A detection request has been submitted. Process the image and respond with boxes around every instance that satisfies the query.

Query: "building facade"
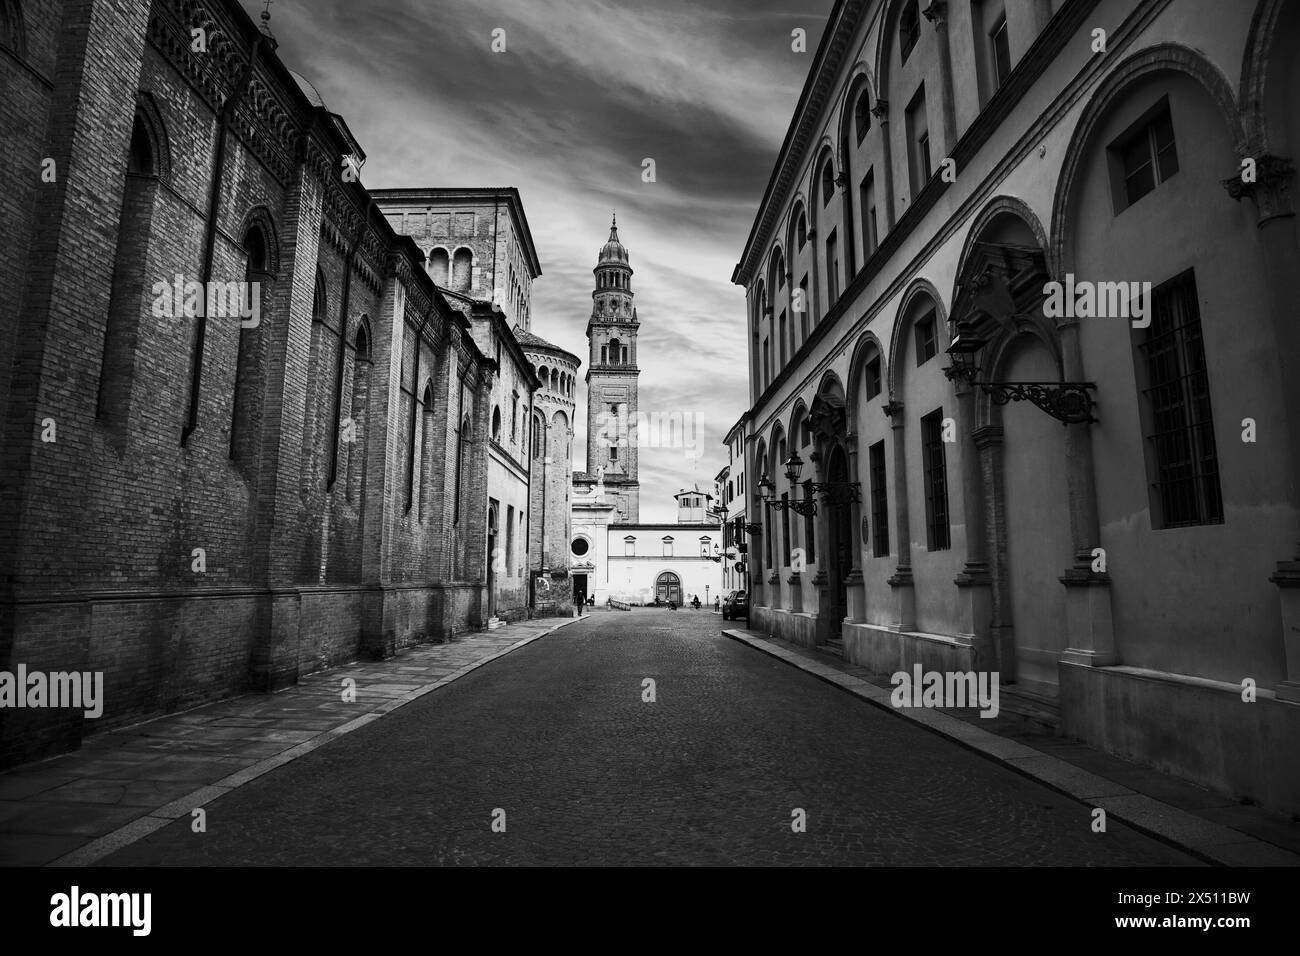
[571,484,723,606]
[734,0,1300,813]
[720,414,751,595]
[374,188,564,622]
[0,0,510,766]
[518,329,581,614]
[370,187,542,331]
[464,302,538,623]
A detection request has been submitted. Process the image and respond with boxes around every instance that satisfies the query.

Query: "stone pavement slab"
[722,626,1300,867]
[0,616,583,867]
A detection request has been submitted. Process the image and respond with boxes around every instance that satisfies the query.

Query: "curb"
[49,616,586,867]
[722,627,1300,868]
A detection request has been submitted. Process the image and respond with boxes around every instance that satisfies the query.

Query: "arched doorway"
[824,443,853,626]
[655,571,681,605]
[999,336,1071,693]
[486,504,498,618]
[951,200,1071,688]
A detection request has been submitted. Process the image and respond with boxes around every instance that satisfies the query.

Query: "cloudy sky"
[246,0,832,520]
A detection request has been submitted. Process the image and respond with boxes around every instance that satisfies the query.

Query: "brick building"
[370,187,542,332]
[372,188,578,620]
[0,0,515,765]
[734,0,1300,813]
[517,329,580,614]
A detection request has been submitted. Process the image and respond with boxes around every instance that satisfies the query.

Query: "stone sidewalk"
[723,626,1300,867]
[0,616,586,866]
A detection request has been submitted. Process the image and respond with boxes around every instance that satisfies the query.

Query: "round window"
[571,538,590,557]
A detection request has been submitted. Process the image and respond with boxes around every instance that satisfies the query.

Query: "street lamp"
[783,450,804,485]
[766,456,857,517]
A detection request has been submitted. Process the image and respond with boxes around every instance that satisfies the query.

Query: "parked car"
[721,590,748,621]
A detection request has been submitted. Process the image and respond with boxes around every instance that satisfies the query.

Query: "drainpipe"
[182,35,265,446]
[329,196,373,489]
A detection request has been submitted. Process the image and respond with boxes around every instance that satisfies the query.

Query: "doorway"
[824,444,851,626]
[573,574,588,607]
[486,503,498,618]
[655,571,682,605]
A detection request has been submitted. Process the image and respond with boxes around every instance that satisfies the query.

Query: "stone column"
[843,432,868,623]
[945,366,994,667]
[922,1,958,159]
[975,424,1014,675]
[1224,156,1300,701]
[883,400,915,631]
[871,100,896,230]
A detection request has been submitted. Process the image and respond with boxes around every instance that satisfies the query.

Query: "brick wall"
[0,0,498,767]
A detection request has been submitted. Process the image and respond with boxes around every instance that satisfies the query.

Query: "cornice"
[734,0,869,285]
[149,1,301,187]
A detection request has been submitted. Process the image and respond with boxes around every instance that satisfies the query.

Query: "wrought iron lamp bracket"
[808,480,862,506]
[979,381,1098,425]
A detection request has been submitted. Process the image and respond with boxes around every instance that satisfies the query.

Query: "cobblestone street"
[97,609,1198,866]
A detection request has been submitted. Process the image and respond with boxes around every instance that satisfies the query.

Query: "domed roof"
[598,214,629,265]
[513,326,582,365]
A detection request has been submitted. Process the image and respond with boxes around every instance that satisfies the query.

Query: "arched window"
[532,412,546,458]
[854,89,871,143]
[230,219,274,471]
[346,321,372,502]
[900,0,921,63]
[796,212,808,250]
[427,247,449,286]
[1,0,28,56]
[97,109,162,427]
[455,414,471,523]
[492,405,502,441]
[609,337,621,365]
[417,381,433,517]
[301,269,330,491]
[452,248,473,292]
[820,157,836,207]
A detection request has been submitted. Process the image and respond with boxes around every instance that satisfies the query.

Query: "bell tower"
[585,214,640,523]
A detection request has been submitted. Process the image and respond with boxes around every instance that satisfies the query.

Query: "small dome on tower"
[598,214,629,265]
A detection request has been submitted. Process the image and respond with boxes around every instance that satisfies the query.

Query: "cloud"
[246,0,830,518]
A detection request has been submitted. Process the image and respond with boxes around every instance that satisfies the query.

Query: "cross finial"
[260,0,273,29]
